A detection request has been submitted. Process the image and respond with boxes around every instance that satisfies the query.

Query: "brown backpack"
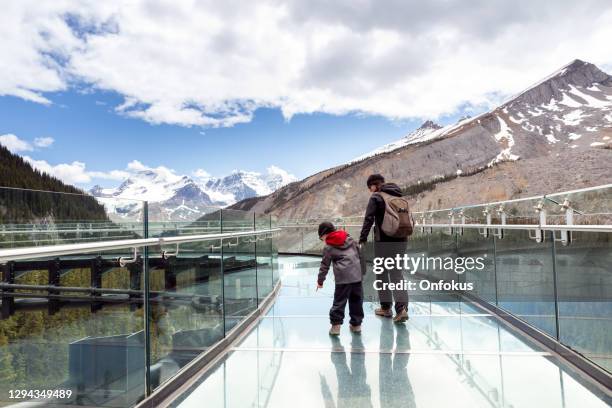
[376,192,413,237]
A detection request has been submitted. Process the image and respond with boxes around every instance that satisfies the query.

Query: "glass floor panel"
[172,256,611,408]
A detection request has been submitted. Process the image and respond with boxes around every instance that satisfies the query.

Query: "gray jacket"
[318,236,363,285]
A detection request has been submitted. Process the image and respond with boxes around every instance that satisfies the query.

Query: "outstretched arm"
[359,195,378,243]
[317,247,332,286]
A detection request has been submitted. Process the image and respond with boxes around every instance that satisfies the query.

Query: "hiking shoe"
[329,324,341,336]
[393,308,409,324]
[349,325,362,334]
[375,308,392,318]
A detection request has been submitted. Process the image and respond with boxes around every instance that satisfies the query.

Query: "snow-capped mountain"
[350,60,612,167]
[351,120,443,162]
[204,166,296,203]
[90,164,296,221]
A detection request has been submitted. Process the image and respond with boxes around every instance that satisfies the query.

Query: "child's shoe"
[349,325,362,334]
[329,324,341,336]
[375,307,392,318]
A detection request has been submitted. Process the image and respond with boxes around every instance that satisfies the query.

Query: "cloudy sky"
[1,0,611,187]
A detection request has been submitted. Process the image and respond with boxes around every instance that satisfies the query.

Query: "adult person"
[359,174,409,323]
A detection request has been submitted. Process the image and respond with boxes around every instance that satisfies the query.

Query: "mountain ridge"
[90,165,297,221]
[230,59,612,218]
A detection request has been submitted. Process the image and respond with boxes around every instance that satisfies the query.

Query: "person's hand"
[317,282,323,290]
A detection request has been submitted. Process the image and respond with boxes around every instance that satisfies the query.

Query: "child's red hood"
[325,230,348,246]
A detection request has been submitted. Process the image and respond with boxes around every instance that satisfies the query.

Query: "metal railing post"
[254,212,258,306]
[551,232,561,340]
[143,201,151,396]
[220,209,226,337]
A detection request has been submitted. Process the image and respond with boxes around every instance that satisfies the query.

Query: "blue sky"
[0,88,471,188]
[1,1,611,189]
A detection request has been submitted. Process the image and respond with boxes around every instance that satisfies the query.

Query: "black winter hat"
[367,174,385,187]
[318,222,336,237]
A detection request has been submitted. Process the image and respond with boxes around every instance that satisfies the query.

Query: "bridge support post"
[128,258,143,311]
[48,258,61,315]
[164,257,176,292]
[1,262,15,319]
[90,257,103,313]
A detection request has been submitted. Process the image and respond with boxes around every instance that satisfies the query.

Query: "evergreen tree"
[0,145,108,223]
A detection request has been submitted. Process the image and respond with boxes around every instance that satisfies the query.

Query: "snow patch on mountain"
[489,116,519,165]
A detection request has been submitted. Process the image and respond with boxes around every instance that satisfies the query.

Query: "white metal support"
[161,243,180,258]
[492,205,506,239]
[528,200,546,243]
[553,198,573,246]
[119,248,139,267]
[227,238,240,247]
[478,208,491,238]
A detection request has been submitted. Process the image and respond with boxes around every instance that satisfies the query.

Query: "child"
[317,222,365,335]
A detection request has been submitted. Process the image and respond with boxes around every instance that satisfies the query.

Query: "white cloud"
[21,156,128,185]
[2,1,612,126]
[126,160,147,171]
[34,137,55,148]
[23,156,91,184]
[0,134,33,152]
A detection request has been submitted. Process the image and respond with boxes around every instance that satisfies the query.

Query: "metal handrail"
[0,228,280,263]
[278,223,612,232]
[418,223,612,232]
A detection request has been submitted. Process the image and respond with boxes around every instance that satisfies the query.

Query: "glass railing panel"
[554,230,612,374]
[275,222,302,253]
[491,196,543,225]
[270,215,284,285]
[457,229,497,303]
[544,185,612,226]
[492,195,557,336]
[0,187,145,248]
[271,231,279,286]
[494,229,557,337]
[0,248,146,407]
[423,229,458,282]
[222,210,257,332]
[220,209,254,233]
[148,207,222,238]
[456,204,489,225]
[147,238,224,392]
[540,186,612,373]
[303,226,323,255]
[255,214,273,300]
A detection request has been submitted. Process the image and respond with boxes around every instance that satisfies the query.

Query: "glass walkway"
[168,256,610,408]
[0,184,611,407]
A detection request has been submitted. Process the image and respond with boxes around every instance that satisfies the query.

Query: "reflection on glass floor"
[171,256,610,408]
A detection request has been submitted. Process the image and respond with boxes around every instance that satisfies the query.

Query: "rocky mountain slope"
[91,166,296,221]
[230,59,612,219]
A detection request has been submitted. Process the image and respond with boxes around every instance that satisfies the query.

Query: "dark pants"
[375,241,408,313]
[330,282,364,326]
